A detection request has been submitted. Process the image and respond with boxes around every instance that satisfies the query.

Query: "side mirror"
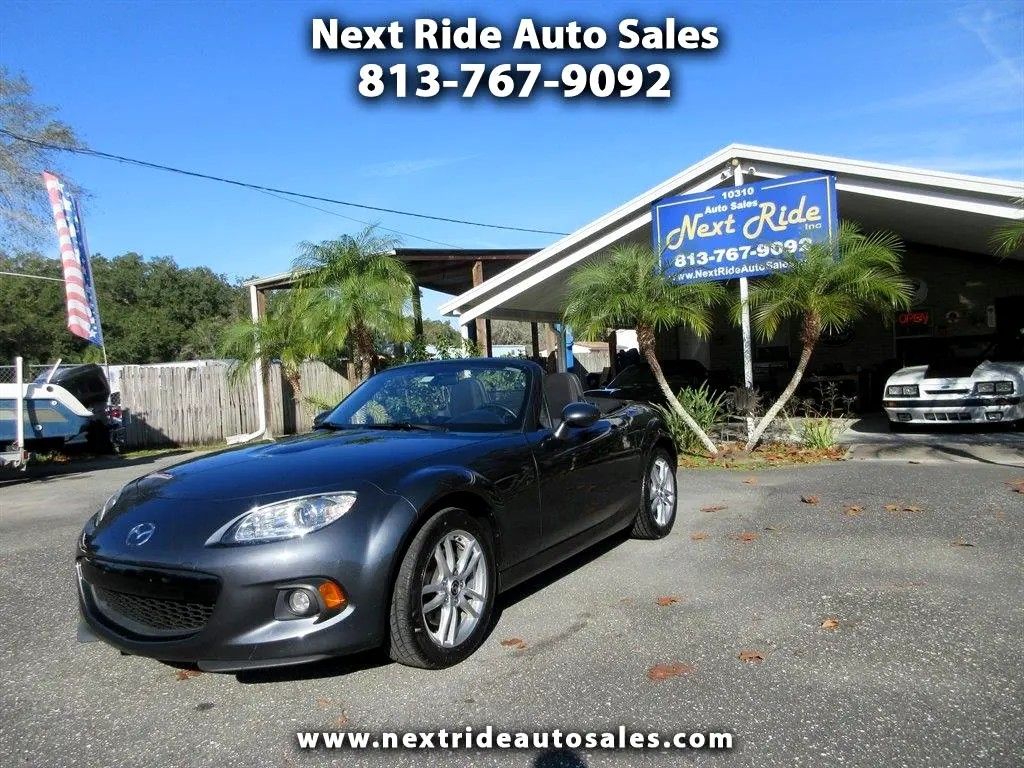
[554,401,600,439]
[312,411,331,427]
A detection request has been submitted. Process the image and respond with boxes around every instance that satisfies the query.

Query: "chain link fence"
[0,362,84,385]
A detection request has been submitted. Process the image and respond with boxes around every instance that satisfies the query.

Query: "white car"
[883,341,1024,430]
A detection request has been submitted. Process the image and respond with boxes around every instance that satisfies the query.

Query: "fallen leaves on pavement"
[647,662,696,681]
[500,638,527,650]
[737,650,764,664]
[1004,478,1024,494]
[884,503,925,513]
[730,531,760,543]
[690,531,708,541]
[174,669,202,681]
[700,504,728,513]
[743,477,759,485]
[655,596,681,606]
[843,504,863,516]
[950,538,976,548]
[801,494,821,505]
[820,618,840,630]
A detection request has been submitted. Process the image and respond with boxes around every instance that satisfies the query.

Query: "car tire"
[85,422,116,455]
[631,449,677,540]
[388,508,496,669]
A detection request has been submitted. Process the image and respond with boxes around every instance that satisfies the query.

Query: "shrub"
[656,383,727,454]
[800,417,840,449]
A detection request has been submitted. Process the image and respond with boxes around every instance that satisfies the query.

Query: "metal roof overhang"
[439,144,1024,326]
[243,248,538,296]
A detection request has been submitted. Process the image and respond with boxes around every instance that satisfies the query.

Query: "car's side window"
[537,392,553,430]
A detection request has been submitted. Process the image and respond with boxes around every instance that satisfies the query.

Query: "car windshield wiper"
[361,421,446,432]
[312,421,353,431]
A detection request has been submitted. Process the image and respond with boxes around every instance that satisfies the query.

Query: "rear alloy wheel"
[389,509,495,668]
[631,450,677,539]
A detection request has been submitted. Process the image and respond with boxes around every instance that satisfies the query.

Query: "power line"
[0,270,63,282]
[1,128,569,237]
[251,188,461,248]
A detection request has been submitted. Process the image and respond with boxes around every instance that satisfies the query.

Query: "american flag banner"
[43,172,105,346]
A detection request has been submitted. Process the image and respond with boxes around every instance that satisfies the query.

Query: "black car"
[585,359,711,410]
[77,359,678,671]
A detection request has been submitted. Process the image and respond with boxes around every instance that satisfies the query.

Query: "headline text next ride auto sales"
[312,18,719,52]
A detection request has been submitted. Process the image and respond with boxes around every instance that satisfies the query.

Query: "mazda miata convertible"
[76,359,678,671]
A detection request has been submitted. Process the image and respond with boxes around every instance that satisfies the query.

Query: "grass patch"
[678,441,846,470]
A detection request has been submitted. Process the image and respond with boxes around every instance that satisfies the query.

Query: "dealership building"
[435,145,1024,408]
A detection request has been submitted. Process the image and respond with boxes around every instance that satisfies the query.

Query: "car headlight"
[886,384,919,397]
[219,493,357,545]
[976,380,1014,395]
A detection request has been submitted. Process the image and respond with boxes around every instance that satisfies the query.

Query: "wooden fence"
[119,361,354,449]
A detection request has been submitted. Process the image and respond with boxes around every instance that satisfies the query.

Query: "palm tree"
[294,226,413,379]
[220,289,324,398]
[991,198,1024,257]
[738,221,911,450]
[564,242,727,456]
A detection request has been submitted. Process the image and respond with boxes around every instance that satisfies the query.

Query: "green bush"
[800,417,839,449]
[655,383,727,453]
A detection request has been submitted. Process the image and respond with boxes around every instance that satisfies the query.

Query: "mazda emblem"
[125,522,156,546]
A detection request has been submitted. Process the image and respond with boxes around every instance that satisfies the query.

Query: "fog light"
[287,589,313,615]
[318,580,347,611]
[897,412,912,422]
[986,412,1003,422]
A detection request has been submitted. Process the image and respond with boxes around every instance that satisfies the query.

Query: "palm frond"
[564,243,725,339]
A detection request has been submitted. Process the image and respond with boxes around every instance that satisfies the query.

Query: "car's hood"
[118,428,490,503]
[82,429,489,562]
[889,360,1024,384]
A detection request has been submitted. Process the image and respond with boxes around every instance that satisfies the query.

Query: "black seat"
[543,372,584,426]
[449,378,487,416]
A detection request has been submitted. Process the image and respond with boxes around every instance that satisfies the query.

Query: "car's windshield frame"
[321,359,540,434]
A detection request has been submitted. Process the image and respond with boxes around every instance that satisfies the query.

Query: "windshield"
[608,365,655,388]
[322,363,530,432]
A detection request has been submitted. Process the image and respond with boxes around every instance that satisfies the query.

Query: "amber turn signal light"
[318,580,347,611]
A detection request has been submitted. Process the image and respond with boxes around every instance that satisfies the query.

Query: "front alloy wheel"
[389,509,495,668]
[420,530,488,648]
[631,449,677,539]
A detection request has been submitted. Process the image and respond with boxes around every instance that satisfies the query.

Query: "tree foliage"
[739,221,911,449]
[991,197,1024,257]
[0,250,247,364]
[563,242,727,455]
[293,226,413,379]
[0,68,84,249]
[220,290,324,396]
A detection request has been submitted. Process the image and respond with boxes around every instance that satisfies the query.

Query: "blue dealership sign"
[652,172,838,285]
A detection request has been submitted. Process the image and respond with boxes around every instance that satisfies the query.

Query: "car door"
[526,403,638,546]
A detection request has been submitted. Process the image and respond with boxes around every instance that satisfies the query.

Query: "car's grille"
[93,586,214,632]
[923,412,972,421]
[924,388,969,395]
[79,557,220,638]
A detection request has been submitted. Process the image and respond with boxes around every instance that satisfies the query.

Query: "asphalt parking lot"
[1,454,1021,767]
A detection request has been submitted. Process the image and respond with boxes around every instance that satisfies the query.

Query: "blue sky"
[3,0,1022,322]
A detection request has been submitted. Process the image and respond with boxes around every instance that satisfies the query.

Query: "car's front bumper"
[76,489,417,672]
[883,395,1023,425]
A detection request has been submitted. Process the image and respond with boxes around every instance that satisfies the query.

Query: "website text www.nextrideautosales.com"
[296,726,734,751]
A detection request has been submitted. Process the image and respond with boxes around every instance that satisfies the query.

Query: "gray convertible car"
[77,359,678,671]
